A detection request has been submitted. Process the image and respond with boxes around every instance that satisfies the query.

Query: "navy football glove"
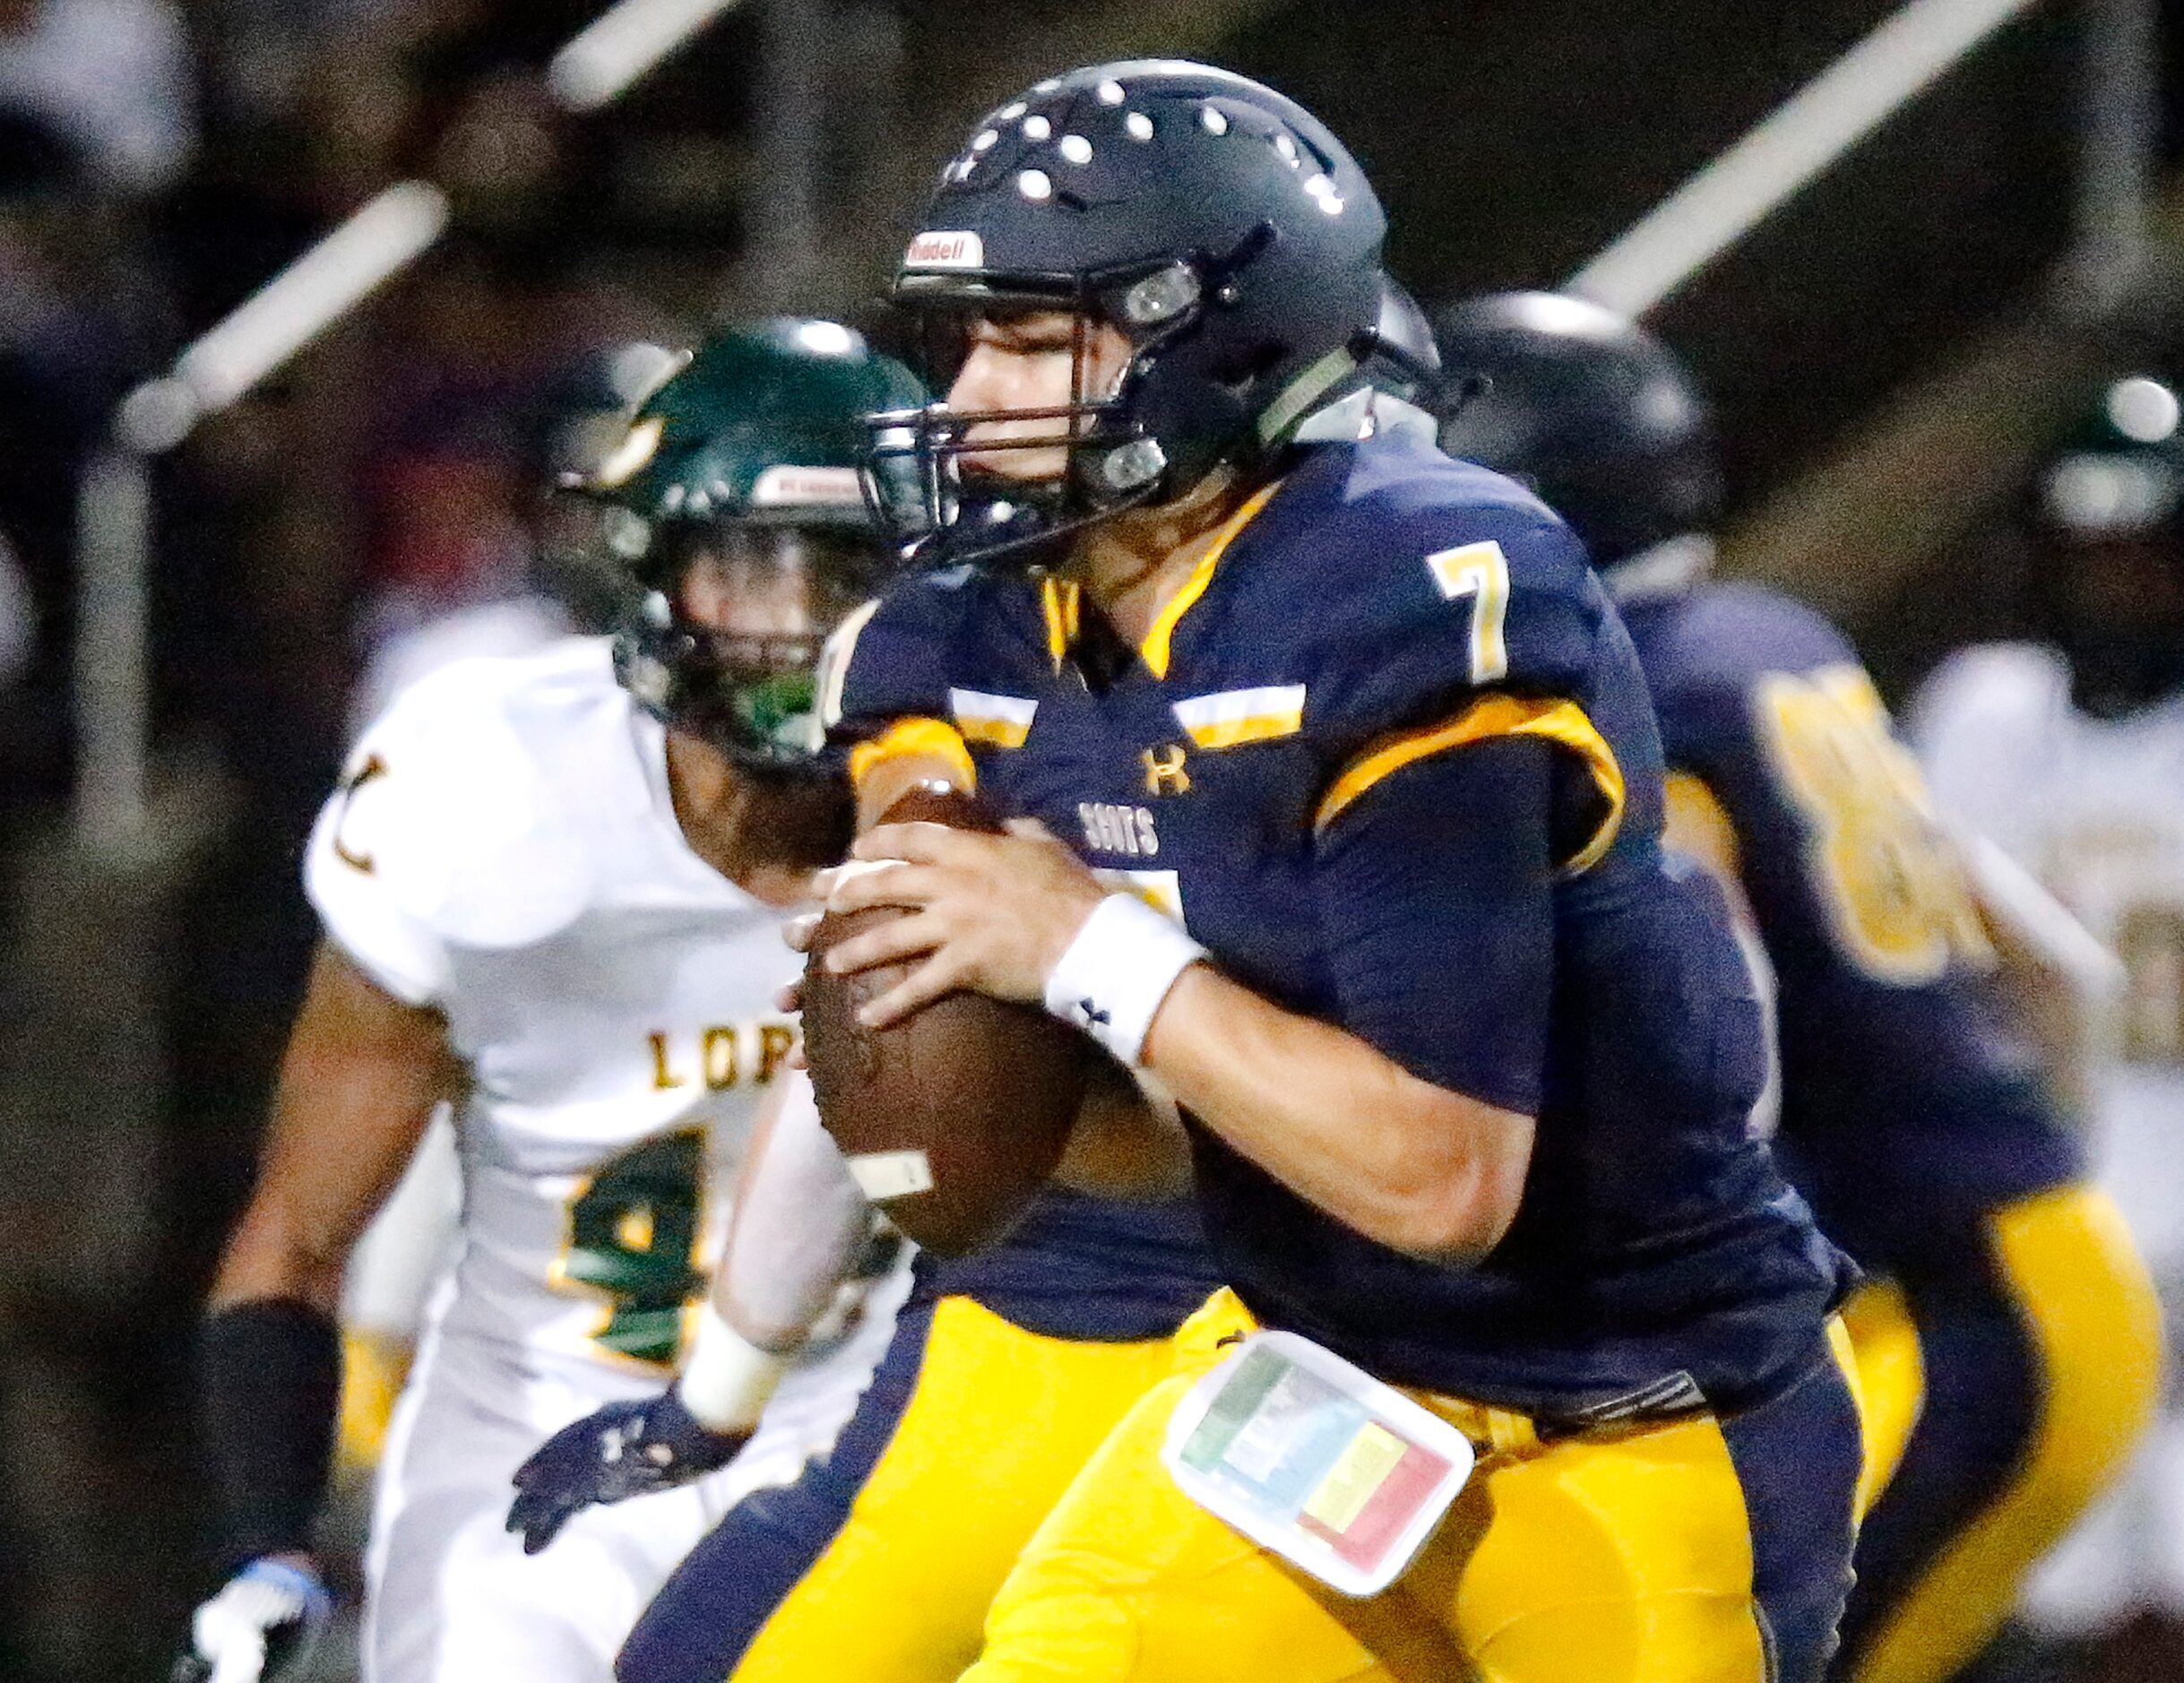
[173,1556,332,1683]
[506,1389,747,1554]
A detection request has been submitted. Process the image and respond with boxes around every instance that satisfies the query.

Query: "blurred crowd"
[0,3,772,1675]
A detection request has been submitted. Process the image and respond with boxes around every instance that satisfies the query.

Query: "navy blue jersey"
[1617,582,2079,1273]
[834,432,1848,1416]
[911,1189,1222,1341]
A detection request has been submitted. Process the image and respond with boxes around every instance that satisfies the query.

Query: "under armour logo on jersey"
[1143,745,1191,795]
[1074,998,1112,1029]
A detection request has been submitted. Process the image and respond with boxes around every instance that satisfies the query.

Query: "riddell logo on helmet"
[905,230,984,269]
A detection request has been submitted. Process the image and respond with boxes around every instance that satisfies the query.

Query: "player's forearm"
[211,1193,354,1316]
[1961,830,2123,1120]
[213,945,453,1314]
[1143,966,1532,1263]
[211,1094,438,1314]
[678,1071,872,1436]
[1055,1060,1195,1200]
[711,1069,871,1348]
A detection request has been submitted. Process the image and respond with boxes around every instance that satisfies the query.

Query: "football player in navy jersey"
[800,59,1863,1683]
[1431,291,2162,1683]
[509,293,1442,1683]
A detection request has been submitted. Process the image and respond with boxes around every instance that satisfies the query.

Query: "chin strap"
[1255,344,1363,448]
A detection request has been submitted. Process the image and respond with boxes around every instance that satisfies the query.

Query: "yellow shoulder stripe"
[1040,576,1082,669]
[1172,684,1307,749]
[948,687,1038,748]
[1314,694,1627,872]
[1139,480,1282,679]
[847,716,975,791]
[1662,771,1742,884]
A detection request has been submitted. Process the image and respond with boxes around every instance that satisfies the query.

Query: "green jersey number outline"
[550,1128,707,1369]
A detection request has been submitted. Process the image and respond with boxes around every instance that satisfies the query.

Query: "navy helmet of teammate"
[1436,289,1722,569]
[1433,290,2161,1683]
[2027,371,2184,719]
[769,61,1869,1683]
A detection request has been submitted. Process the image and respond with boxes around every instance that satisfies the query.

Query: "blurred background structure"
[3,0,2183,1679]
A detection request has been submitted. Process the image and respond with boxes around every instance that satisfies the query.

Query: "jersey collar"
[1033,476,1286,680]
[1138,479,1284,679]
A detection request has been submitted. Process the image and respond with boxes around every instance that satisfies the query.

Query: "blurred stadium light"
[550,0,749,111]
[1710,0,2170,621]
[1566,0,2049,316]
[73,0,753,856]
[1563,0,2167,626]
[121,182,453,454]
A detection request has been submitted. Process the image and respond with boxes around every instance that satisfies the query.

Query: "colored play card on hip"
[1161,1330,1475,1597]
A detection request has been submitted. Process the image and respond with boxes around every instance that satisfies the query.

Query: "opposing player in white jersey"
[1913,372,2184,1669]
[176,320,929,1683]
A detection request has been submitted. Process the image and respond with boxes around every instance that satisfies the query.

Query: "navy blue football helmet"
[866,59,1393,566]
[1430,291,1722,567]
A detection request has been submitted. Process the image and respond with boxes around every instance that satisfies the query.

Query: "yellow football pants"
[962,1289,1869,1683]
[1838,1184,2162,1683]
[720,1295,1179,1682]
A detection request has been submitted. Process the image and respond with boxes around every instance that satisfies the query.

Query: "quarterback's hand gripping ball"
[173,1556,332,1683]
[800,782,1090,1256]
[505,1390,747,1555]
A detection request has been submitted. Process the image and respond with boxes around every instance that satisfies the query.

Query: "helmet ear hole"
[1212,339,1290,393]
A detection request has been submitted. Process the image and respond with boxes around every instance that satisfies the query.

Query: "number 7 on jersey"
[1425,541,1511,684]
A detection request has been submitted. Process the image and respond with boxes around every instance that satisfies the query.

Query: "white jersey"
[307,635,815,1381]
[1913,644,2184,1219]
[1912,641,2184,1625]
[305,637,905,1681]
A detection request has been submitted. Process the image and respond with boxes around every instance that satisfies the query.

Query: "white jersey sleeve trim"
[304,760,453,1006]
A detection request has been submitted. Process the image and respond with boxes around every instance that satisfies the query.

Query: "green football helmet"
[577,319,926,771]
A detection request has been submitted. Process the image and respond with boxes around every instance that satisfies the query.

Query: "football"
[801,782,1090,1256]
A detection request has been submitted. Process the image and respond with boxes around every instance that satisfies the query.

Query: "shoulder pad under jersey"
[822,566,999,740]
[1285,444,1611,761]
[305,641,621,997]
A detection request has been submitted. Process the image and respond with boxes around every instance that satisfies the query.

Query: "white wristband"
[1044,893,1207,1066]
[676,1303,792,1433]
